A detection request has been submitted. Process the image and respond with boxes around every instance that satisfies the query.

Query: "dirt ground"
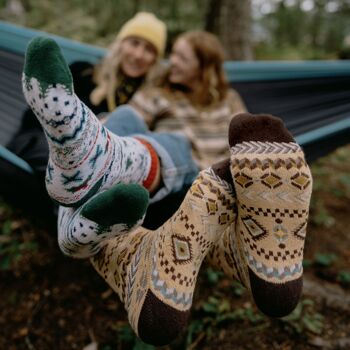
[1,145,350,350]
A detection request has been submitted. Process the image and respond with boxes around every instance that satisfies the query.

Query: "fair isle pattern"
[231,156,307,171]
[230,140,312,284]
[240,204,308,219]
[148,167,236,310]
[22,75,151,206]
[246,252,303,280]
[151,244,194,307]
[228,224,251,289]
[242,232,305,261]
[57,203,146,259]
[90,167,236,337]
[206,226,246,287]
[90,229,148,304]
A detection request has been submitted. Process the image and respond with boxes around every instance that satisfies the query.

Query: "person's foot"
[22,37,158,207]
[228,113,312,317]
[91,162,236,345]
[58,183,149,258]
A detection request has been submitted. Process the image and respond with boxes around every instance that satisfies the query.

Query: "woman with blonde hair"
[77,11,166,113]
[6,12,166,211]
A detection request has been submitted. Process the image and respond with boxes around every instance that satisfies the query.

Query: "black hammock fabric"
[233,76,350,162]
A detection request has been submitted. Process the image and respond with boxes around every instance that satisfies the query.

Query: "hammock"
[0,21,349,224]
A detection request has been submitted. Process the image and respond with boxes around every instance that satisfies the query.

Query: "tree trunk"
[205,0,222,34]
[205,0,253,60]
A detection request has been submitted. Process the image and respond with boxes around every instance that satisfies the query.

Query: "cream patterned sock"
[90,165,236,345]
[22,37,155,207]
[226,113,313,317]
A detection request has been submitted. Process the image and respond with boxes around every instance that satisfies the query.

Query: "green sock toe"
[81,183,149,228]
[24,36,72,93]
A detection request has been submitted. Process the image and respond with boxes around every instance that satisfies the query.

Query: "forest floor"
[1,145,350,350]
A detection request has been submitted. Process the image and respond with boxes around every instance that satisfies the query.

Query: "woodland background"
[1,0,350,349]
[1,0,350,60]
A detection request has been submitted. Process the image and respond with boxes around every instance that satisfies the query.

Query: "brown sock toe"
[138,289,190,346]
[249,269,303,318]
[211,158,234,188]
[228,113,295,147]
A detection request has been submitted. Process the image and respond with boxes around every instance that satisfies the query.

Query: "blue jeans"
[104,105,199,203]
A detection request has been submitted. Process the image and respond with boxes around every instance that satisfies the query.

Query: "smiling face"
[169,38,200,89]
[119,36,157,78]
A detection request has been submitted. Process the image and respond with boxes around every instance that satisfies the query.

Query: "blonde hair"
[90,12,166,112]
[90,39,123,112]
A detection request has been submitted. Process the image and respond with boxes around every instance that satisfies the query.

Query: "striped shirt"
[130,87,247,169]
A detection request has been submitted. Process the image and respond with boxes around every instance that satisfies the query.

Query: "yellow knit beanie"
[117,12,166,57]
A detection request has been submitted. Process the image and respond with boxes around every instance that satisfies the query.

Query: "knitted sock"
[22,37,158,207]
[227,113,312,317]
[91,164,236,346]
[58,183,149,258]
[205,159,250,286]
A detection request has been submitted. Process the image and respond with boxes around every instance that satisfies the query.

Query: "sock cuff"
[135,137,160,190]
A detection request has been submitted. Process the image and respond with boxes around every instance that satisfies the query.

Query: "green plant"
[205,267,224,285]
[114,322,155,350]
[231,280,245,297]
[0,219,38,270]
[314,252,337,267]
[185,295,265,348]
[281,299,324,335]
[337,270,350,286]
[302,259,312,268]
[311,206,335,228]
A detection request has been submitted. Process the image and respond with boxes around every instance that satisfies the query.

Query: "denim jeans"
[104,105,199,203]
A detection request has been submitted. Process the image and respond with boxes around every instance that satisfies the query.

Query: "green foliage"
[0,0,209,48]
[314,252,338,267]
[205,266,224,285]
[337,270,350,286]
[185,295,265,348]
[302,258,312,268]
[231,280,245,297]
[0,200,38,270]
[114,322,155,350]
[1,0,349,59]
[257,0,349,59]
[281,299,324,335]
[311,205,335,228]
[0,222,38,270]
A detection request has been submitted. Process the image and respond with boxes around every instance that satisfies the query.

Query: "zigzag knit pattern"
[205,113,313,318]
[90,167,236,346]
[230,137,312,317]
[230,141,312,283]
[22,37,152,207]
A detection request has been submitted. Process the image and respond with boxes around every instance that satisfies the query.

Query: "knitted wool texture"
[117,12,166,57]
[58,183,149,258]
[22,37,157,207]
[207,113,313,317]
[90,166,236,346]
